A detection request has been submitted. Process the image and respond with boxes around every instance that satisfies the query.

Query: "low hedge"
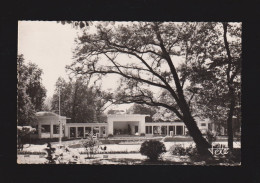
[17,151,46,155]
[79,150,139,154]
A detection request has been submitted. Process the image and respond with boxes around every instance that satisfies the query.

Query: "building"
[34,112,211,139]
[33,111,67,139]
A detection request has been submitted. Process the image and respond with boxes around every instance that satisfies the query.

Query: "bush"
[170,144,198,156]
[81,138,100,158]
[140,140,166,161]
[170,144,187,156]
[108,134,113,138]
[140,133,145,136]
[44,142,57,164]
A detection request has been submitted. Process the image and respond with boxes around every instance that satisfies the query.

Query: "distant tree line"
[51,77,112,123]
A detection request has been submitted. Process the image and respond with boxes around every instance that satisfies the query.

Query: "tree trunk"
[182,111,212,157]
[227,87,235,149]
[177,88,212,157]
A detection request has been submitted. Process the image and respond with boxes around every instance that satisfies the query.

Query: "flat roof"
[66,123,108,127]
[107,114,150,117]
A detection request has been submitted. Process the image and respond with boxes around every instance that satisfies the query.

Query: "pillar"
[183,125,185,135]
[65,125,68,137]
[98,126,101,137]
[152,126,153,135]
[159,125,162,135]
[50,124,53,138]
[167,126,169,136]
[68,127,70,139]
[91,126,93,135]
[83,127,86,138]
[75,127,78,138]
[174,125,177,135]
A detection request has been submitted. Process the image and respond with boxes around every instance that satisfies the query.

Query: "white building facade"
[34,112,211,139]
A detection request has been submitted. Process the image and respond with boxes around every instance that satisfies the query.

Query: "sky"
[18,21,77,97]
[18,21,131,111]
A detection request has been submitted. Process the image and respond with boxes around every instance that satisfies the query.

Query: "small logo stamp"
[208,145,229,156]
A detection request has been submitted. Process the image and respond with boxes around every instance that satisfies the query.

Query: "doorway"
[135,126,139,133]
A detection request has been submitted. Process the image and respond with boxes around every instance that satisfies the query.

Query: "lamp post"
[59,87,62,145]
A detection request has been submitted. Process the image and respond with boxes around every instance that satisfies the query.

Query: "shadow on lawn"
[92,158,193,165]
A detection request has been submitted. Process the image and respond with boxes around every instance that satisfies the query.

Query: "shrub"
[44,142,57,164]
[140,140,166,161]
[108,134,113,137]
[170,144,187,156]
[170,144,198,156]
[81,138,100,158]
[140,133,145,136]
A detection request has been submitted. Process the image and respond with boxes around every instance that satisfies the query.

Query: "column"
[83,127,86,138]
[75,127,78,138]
[174,125,177,135]
[167,126,169,136]
[159,125,162,135]
[152,126,153,135]
[65,125,68,137]
[183,125,185,135]
[98,126,101,137]
[91,126,93,135]
[50,124,53,138]
[68,127,70,139]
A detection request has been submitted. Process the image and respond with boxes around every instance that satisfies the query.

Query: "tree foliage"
[57,21,91,29]
[17,54,46,126]
[51,77,112,123]
[140,140,166,161]
[126,103,157,116]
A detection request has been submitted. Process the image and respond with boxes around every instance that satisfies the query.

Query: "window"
[53,125,59,134]
[176,126,183,135]
[135,126,138,133]
[201,123,206,126]
[41,125,50,133]
[146,126,152,134]
[161,126,167,135]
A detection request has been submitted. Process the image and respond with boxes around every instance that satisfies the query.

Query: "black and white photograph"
[17,21,241,165]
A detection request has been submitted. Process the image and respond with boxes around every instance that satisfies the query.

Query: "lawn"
[17,138,241,165]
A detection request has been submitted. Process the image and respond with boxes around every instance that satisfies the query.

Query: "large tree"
[67,22,215,156]
[17,54,46,125]
[51,77,111,123]
[221,22,241,149]
[17,55,36,126]
[179,22,241,149]
[25,63,47,111]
